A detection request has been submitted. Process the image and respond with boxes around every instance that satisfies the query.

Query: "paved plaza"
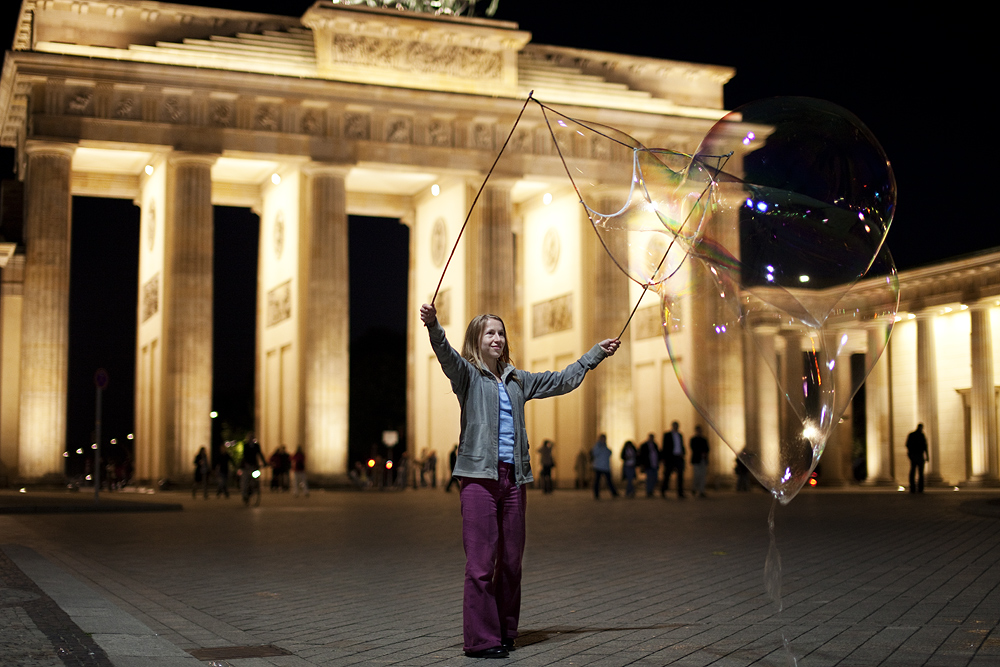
[2,484,1000,666]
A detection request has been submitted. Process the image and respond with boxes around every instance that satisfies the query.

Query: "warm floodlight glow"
[210,411,218,418]
[431,184,440,196]
[271,173,281,185]
[144,164,154,175]
[542,192,553,205]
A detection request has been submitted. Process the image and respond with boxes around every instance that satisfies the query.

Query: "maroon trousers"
[459,462,526,652]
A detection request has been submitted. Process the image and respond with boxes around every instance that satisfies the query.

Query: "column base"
[960,476,1000,488]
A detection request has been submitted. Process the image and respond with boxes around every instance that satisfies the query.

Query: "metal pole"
[94,385,102,501]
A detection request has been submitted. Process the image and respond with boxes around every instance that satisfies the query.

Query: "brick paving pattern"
[0,545,113,666]
[1,487,1000,666]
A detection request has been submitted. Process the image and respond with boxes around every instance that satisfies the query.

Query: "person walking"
[638,433,659,498]
[906,423,929,493]
[291,446,309,497]
[662,421,686,499]
[689,425,709,498]
[620,440,637,498]
[539,440,555,494]
[420,302,618,658]
[591,434,618,499]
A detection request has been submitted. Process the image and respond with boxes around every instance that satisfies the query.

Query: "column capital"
[966,300,994,313]
[302,162,350,178]
[24,141,75,159]
[167,153,217,169]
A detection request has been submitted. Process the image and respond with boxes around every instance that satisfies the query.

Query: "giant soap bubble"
[542,97,898,504]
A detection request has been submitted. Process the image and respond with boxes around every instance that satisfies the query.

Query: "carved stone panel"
[141,273,159,323]
[267,280,292,327]
[532,294,573,337]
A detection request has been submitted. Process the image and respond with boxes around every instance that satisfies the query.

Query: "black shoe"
[501,637,515,651]
[465,646,508,658]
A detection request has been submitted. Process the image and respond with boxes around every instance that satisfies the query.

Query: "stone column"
[758,330,781,479]
[300,165,349,478]
[779,330,803,453]
[18,143,74,480]
[592,196,633,460]
[822,349,853,485]
[865,326,895,484]
[1,253,25,483]
[164,154,214,479]
[465,183,514,320]
[968,303,998,483]
[915,311,943,483]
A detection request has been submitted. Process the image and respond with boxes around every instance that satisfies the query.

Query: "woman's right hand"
[420,303,437,326]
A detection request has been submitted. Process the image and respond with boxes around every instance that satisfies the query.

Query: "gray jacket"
[427,320,607,486]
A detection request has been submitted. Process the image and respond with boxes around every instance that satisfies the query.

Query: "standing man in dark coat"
[637,433,659,498]
[906,423,929,493]
[662,421,686,498]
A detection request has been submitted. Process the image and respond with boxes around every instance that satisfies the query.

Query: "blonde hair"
[462,314,512,375]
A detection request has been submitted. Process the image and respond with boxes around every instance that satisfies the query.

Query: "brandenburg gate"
[4,0,997,491]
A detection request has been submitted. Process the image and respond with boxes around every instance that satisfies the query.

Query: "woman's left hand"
[599,338,621,356]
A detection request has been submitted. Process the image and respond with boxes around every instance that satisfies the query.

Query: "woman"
[420,302,619,658]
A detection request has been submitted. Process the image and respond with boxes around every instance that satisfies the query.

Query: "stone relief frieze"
[387,117,412,143]
[435,288,451,327]
[430,217,448,268]
[145,200,156,251]
[634,302,680,340]
[473,124,494,151]
[267,280,292,327]
[541,227,560,274]
[532,294,572,337]
[162,97,186,123]
[141,273,159,323]
[344,112,370,140]
[300,110,322,135]
[67,91,92,114]
[330,35,502,80]
[114,97,137,119]
[428,119,452,147]
[273,211,285,259]
[255,105,279,131]
[210,103,233,127]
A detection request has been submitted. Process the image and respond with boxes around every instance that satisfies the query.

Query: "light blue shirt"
[498,380,515,463]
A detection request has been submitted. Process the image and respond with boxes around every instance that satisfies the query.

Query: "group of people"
[589,423,709,499]
[192,439,308,500]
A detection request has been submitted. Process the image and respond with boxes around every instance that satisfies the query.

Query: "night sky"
[0,2,985,464]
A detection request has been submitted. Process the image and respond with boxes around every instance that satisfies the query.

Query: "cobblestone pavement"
[2,486,1000,666]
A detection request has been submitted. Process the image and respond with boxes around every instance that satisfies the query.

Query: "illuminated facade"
[0,0,998,489]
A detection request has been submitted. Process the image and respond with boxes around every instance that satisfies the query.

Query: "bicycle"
[240,466,262,507]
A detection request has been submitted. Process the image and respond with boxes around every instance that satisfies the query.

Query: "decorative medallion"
[542,227,560,274]
[273,212,285,260]
[430,217,448,268]
[146,200,156,252]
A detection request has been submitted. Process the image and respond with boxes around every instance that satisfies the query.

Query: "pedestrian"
[638,433,659,497]
[906,423,929,493]
[689,425,709,498]
[539,440,555,494]
[591,434,618,499]
[291,446,309,497]
[662,421,686,498]
[620,439,637,498]
[192,446,209,499]
[420,302,619,658]
[216,444,231,498]
[735,455,750,492]
[446,445,460,492]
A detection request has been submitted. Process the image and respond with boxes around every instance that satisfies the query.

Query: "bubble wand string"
[430,91,534,306]
[535,99,730,339]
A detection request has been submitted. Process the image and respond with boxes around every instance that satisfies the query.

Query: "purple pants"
[459,462,526,652]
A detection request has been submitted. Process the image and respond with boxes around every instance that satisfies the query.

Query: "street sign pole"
[94,369,109,502]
